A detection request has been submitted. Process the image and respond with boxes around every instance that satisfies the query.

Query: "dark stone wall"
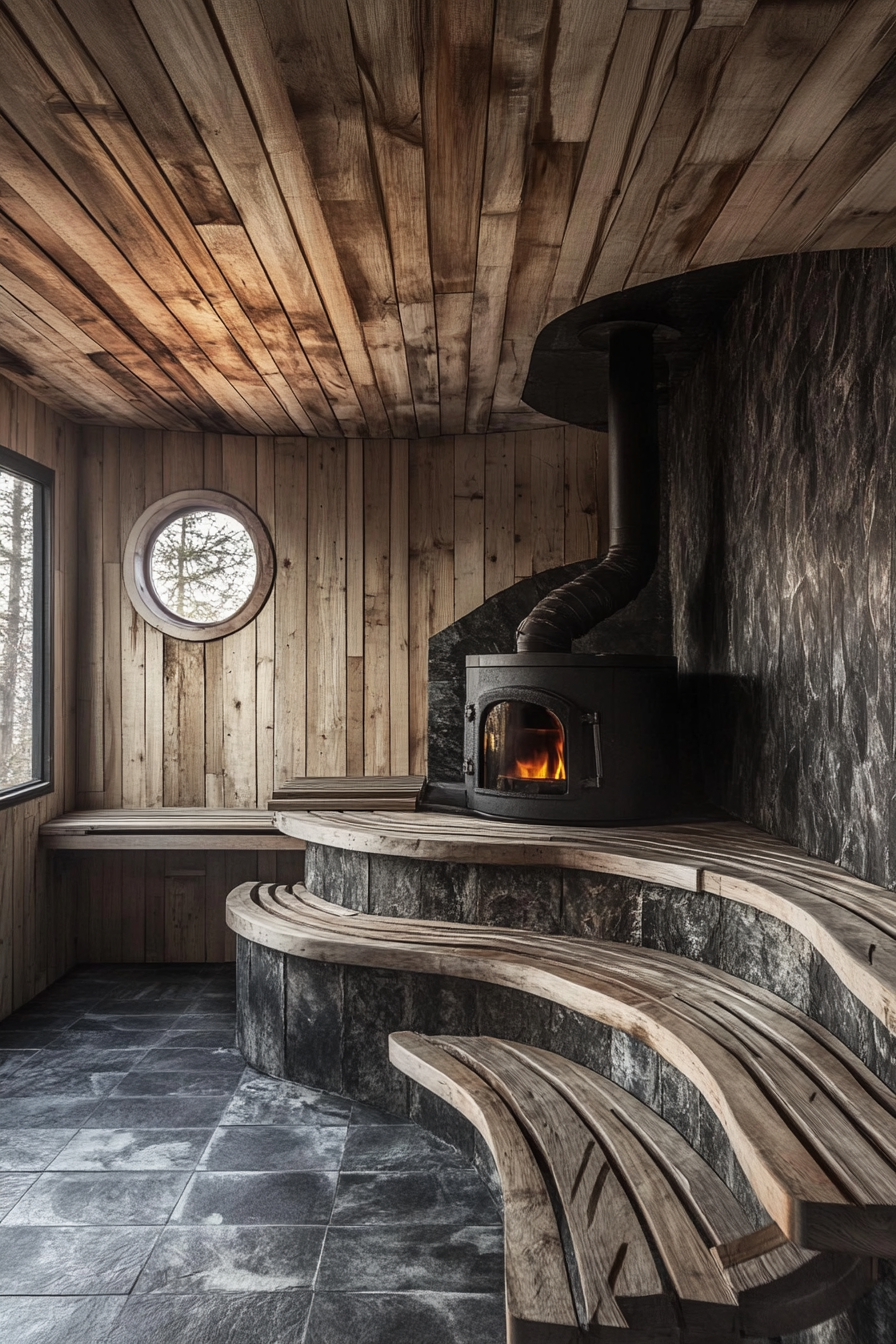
[668,248,896,889]
[305,844,896,1093]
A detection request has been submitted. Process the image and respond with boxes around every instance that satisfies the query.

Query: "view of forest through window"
[0,466,35,792]
[149,508,257,624]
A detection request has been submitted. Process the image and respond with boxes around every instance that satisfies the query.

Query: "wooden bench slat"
[390,1031,875,1342]
[386,1031,578,1334]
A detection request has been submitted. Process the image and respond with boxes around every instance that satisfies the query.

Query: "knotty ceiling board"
[0,0,893,436]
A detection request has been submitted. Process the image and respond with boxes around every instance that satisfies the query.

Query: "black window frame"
[0,443,54,810]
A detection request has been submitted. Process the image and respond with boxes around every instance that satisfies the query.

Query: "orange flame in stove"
[508,728,566,781]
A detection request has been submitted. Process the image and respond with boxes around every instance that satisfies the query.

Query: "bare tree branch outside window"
[149,509,257,623]
[0,468,35,790]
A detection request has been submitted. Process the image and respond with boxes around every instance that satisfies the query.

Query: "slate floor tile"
[349,1100,410,1125]
[108,1071,240,1099]
[172,1013,237,1029]
[93,1002,192,1017]
[198,1124,346,1172]
[304,1291,506,1344]
[3,1171,190,1225]
[91,1094,231,1129]
[102,1291,312,1343]
[221,1071,352,1126]
[81,1013,184,1030]
[0,1295,125,1343]
[0,1030,63,1049]
[0,1098,101,1128]
[0,1047,37,1076]
[48,1128,213,1171]
[47,1029,168,1050]
[0,1129,78,1171]
[332,1170,502,1226]
[160,1028,237,1048]
[0,1225,160,1293]
[342,1124,469,1172]
[134,1224,326,1293]
[171,1171,337,1225]
[134,1047,245,1073]
[0,1171,38,1216]
[316,1225,504,1293]
[0,1062,133,1098]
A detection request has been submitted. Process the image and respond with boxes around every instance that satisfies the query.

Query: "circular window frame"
[123,489,275,641]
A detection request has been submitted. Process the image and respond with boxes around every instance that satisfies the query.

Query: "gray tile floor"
[0,964,505,1342]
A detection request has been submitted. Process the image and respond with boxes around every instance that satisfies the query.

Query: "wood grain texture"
[0,4,893,433]
[232,878,896,1256]
[393,1031,871,1339]
[73,423,606,800]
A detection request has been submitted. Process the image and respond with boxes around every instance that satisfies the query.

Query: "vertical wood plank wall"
[78,425,604,805]
[0,375,79,1015]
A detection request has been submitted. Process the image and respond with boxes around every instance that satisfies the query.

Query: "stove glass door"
[480,701,567,794]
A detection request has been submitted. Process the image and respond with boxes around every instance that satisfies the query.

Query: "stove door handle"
[583,713,603,786]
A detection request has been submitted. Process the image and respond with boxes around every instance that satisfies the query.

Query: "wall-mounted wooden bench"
[227,880,896,1257]
[391,1031,873,1342]
[39,808,307,851]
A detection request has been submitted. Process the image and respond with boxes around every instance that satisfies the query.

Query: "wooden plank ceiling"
[0,0,894,437]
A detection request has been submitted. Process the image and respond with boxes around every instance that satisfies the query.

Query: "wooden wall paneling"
[222,434,258,807]
[363,439,391,775]
[563,426,600,563]
[408,439,454,773]
[76,425,104,805]
[102,427,122,807]
[530,427,565,575]
[255,435,276,805]
[120,850,146,962]
[584,22,739,301]
[252,0,415,437]
[692,0,896,267]
[0,0,296,434]
[346,439,365,776]
[204,850,228,961]
[306,440,347,776]
[273,437,307,787]
[465,0,553,434]
[630,2,851,288]
[144,851,165,962]
[484,432,515,598]
[454,435,485,619]
[348,0,441,438]
[101,850,123,963]
[119,430,147,808]
[131,0,366,436]
[164,850,206,962]
[389,439,410,776]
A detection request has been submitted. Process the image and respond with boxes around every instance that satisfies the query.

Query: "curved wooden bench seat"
[275,811,896,1034]
[227,880,896,1257]
[390,1031,873,1342]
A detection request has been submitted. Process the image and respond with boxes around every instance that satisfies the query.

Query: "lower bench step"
[390,1032,874,1342]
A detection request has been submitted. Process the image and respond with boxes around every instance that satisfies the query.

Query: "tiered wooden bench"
[274,810,896,1032]
[391,1031,873,1342]
[227,881,896,1257]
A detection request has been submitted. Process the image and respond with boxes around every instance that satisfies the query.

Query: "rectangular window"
[0,445,53,807]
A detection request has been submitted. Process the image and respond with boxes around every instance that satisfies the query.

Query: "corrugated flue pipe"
[515,324,659,652]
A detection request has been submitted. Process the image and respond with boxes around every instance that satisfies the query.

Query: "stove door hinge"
[464,702,476,722]
[463,757,475,776]
[582,712,603,787]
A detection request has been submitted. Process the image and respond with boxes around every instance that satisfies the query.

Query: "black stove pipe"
[515,324,659,653]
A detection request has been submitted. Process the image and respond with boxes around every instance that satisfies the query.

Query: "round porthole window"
[123,490,274,640]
